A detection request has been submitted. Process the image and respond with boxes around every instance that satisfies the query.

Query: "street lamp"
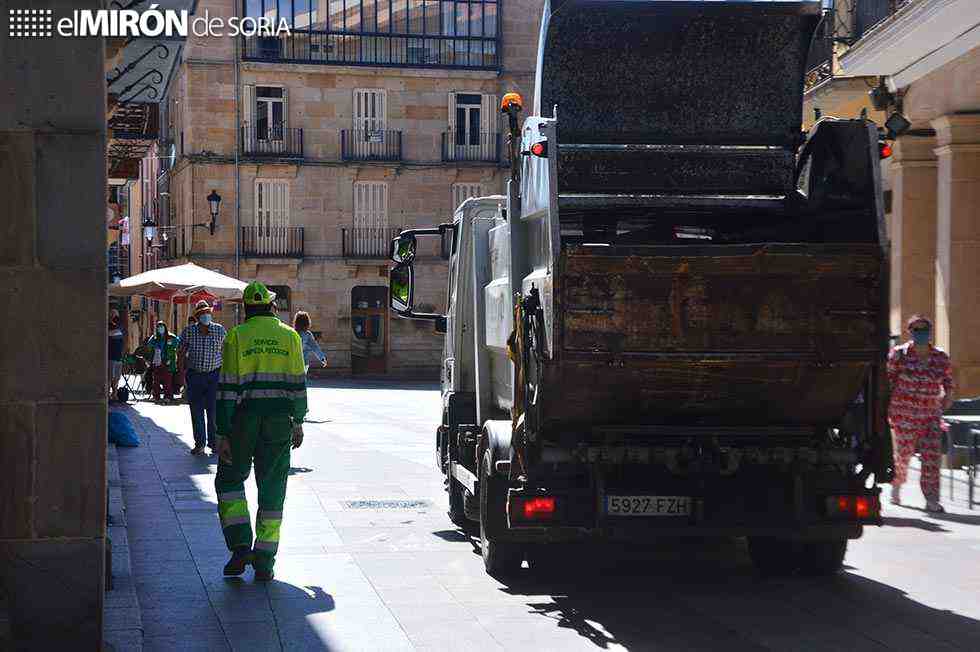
[195,189,222,236]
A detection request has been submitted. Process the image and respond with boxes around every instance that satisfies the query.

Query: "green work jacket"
[216,315,307,438]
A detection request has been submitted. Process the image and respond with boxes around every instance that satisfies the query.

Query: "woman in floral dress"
[887,315,955,512]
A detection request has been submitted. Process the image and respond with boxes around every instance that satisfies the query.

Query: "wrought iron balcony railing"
[341,129,403,162]
[241,125,304,158]
[108,245,131,282]
[342,227,401,259]
[157,225,189,260]
[441,131,502,163]
[242,31,499,70]
[241,225,305,258]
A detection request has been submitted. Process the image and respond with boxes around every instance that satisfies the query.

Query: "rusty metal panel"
[537,0,821,147]
[542,243,884,428]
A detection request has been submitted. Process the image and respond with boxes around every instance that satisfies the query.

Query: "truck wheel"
[747,537,799,576]
[798,538,847,576]
[447,475,468,528]
[479,451,523,577]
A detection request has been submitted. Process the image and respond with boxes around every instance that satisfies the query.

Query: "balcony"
[241,125,304,158]
[442,131,502,163]
[108,245,130,282]
[242,31,499,70]
[342,227,401,259]
[242,225,305,258]
[157,225,190,260]
[341,129,403,162]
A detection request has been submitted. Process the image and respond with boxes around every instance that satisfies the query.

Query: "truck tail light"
[826,494,879,521]
[523,496,556,519]
[509,495,558,522]
[530,141,548,158]
[879,142,893,159]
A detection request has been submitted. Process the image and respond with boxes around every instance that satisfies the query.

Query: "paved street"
[110,380,980,651]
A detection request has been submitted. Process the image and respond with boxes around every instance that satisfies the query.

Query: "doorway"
[351,286,387,375]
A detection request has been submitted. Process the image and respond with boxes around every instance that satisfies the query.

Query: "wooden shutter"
[255,180,289,255]
[448,92,457,142]
[452,183,484,213]
[481,94,496,158]
[353,182,388,256]
[243,84,255,127]
[281,86,288,130]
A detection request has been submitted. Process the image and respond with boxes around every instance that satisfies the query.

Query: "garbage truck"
[388,0,894,577]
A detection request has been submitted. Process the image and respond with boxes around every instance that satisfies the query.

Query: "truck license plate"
[606,496,692,516]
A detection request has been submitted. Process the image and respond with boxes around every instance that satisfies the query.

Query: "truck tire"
[479,451,523,577]
[447,475,468,528]
[798,538,847,576]
[747,537,800,576]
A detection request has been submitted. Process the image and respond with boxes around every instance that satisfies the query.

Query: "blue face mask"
[911,329,931,345]
[199,314,212,326]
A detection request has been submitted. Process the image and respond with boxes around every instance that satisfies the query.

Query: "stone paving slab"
[112,381,980,651]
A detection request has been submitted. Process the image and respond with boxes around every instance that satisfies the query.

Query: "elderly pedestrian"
[887,314,955,512]
[293,311,326,374]
[147,320,180,403]
[180,300,227,455]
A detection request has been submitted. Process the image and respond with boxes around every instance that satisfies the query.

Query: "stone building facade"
[139,0,545,377]
[838,0,980,394]
[1,0,108,647]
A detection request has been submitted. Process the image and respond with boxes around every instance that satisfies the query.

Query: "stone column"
[932,114,980,395]
[887,135,938,336]
[0,1,107,648]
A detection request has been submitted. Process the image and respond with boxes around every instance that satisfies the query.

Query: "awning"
[108,262,271,304]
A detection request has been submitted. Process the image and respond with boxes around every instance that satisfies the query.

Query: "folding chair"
[119,352,151,402]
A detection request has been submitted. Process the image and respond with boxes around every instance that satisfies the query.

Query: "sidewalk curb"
[103,420,144,651]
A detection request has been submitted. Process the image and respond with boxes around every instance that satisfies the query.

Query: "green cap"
[243,281,273,306]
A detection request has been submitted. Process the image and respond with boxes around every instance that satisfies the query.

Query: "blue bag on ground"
[108,411,140,447]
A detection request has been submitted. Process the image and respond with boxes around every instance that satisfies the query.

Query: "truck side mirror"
[390,233,417,264]
[390,263,414,314]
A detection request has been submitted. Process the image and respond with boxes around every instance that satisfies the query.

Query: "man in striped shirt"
[180,300,227,455]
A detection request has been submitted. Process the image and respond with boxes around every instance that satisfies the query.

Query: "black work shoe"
[223,549,252,577]
[253,568,275,582]
[190,445,206,456]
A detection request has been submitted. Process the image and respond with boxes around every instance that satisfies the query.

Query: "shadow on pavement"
[911,510,980,526]
[307,377,439,392]
[476,538,980,650]
[114,406,343,650]
[881,516,950,532]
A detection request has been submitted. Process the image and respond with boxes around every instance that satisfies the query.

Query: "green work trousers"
[215,409,292,572]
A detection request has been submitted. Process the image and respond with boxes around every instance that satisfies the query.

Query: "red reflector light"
[530,141,548,157]
[523,496,556,519]
[880,143,893,159]
[855,496,872,519]
[826,495,878,520]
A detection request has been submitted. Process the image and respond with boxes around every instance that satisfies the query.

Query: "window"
[354,88,386,134]
[267,285,291,319]
[242,0,499,69]
[454,93,482,147]
[448,93,497,159]
[255,86,285,141]
[254,180,290,255]
[353,182,389,257]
